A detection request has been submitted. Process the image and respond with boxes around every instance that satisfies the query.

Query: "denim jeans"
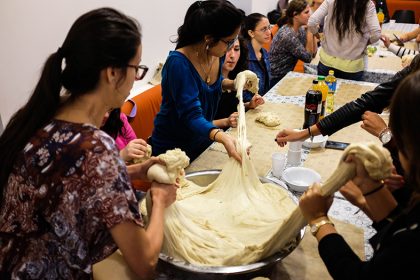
[317,62,364,81]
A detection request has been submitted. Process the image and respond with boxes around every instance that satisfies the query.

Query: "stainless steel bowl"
[157,170,305,278]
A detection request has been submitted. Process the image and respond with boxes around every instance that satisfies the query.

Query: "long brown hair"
[389,70,420,206]
[331,0,369,41]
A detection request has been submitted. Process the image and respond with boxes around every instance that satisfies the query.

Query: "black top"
[319,203,420,279]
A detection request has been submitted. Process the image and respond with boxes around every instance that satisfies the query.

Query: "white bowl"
[302,135,328,149]
[282,167,321,192]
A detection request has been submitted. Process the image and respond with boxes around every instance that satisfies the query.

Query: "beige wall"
[0,0,274,125]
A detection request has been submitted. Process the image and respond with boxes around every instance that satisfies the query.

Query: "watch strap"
[310,218,334,236]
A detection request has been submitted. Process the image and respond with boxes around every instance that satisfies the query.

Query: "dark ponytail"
[0,7,141,202]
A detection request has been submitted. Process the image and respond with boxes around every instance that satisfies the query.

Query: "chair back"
[121,84,162,191]
[392,9,415,24]
[121,84,162,142]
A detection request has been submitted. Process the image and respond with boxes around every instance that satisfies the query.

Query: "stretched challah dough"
[144,71,393,266]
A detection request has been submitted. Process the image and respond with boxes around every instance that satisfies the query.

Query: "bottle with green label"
[317,76,328,119]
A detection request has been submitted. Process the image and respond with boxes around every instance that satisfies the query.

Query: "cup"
[287,149,302,166]
[272,152,287,178]
[289,140,303,152]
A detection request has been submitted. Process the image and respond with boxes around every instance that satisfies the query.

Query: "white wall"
[0,0,274,125]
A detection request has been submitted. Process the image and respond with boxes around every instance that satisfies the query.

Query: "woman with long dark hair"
[308,0,381,80]
[299,71,420,279]
[0,8,177,279]
[151,0,246,162]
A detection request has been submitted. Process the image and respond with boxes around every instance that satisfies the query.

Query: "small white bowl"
[282,167,321,192]
[302,135,328,149]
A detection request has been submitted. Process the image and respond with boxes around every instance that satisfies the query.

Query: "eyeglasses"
[220,35,238,50]
[257,25,272,33]
[126,64,149,80]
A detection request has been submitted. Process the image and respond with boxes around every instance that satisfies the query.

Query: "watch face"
[380,131,392,144]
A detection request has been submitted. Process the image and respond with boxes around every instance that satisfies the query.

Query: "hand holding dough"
[234,70,259,95]
[147,148,190,184]
[132,144,152,164]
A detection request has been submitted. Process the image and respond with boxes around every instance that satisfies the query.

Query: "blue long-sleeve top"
[151,51,223,161]
[245,41,271,101]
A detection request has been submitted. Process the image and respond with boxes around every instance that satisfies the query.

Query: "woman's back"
[308,0,381,60]
[0,120,141,279]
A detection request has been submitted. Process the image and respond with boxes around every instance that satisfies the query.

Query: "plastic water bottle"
[325,70,336,115]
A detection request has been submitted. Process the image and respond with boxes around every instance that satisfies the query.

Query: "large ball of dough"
[147,148,190,184]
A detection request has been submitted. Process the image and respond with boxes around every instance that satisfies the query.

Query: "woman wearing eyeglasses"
[0,8,177,279]
[269,0,317,86]
[242,13,272,100]
[151,0,246,162]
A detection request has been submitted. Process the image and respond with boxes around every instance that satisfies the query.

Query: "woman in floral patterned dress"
[0,7,177,279]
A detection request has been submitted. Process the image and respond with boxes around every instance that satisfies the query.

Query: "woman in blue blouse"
[151,1,244,161]
[242,13,272,101]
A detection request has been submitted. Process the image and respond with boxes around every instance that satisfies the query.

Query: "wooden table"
[304,22,419,83]
[184,72,383,279]
[93,72,383,279]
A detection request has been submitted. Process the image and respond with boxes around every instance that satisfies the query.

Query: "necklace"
[197,51,215,84]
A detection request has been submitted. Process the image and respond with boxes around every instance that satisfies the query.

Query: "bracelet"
[212,129,222,141]
[363,183,385,197]
[307,126,314,141]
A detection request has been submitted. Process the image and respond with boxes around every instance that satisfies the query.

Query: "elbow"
[135,261,158,280]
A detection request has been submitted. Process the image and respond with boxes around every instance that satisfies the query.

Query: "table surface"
[181,72,383,279]
[305,22,419,83]
[93,72,384,280]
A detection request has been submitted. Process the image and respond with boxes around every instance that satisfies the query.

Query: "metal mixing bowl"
[157,170,305,279]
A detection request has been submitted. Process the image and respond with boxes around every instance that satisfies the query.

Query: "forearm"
[213,118,229,129]
[222,78,235,92]
[145,200,166,257]
[363,187,398,222]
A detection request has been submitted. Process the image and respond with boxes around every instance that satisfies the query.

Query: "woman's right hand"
[220,133,242,163]
[275,128,308,147]
[299,184,333,223]
[381,34,391,48]
[150,182,178,208]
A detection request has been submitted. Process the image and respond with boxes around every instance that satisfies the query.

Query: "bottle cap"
[318,76,325,81]
[312,79,318,84]
[328,70,334,75]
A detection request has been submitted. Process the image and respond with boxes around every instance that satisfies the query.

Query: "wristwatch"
[310,218,335,236]
[379,127,392,145]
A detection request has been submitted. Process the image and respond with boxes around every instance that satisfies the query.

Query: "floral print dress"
[0,120,143,279]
